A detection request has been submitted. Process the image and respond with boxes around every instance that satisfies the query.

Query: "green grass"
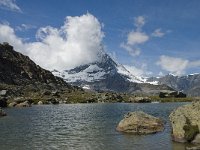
[149,96,194,102]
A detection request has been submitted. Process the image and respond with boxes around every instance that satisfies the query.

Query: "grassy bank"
[149,96,197,103]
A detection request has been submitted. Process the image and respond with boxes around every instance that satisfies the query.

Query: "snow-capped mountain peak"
[52,52,145,89]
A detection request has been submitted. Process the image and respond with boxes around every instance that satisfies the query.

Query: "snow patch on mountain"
[52,64,106,83]
[142,78,159,85]
[116,64,143,83]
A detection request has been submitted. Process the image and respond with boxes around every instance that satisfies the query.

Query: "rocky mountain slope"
[0,42,84,106]
[147,74,200,96]
[52,51,172,94]
[0,42,69,87]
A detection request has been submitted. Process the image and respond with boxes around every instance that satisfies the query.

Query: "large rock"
[169,102,200,143]
[159,90,186,98]
[116,111,164,134]
[8,102,17,107]
[0,90,7,96]
[129,97,151,103]
[0,97,7,107]
[0,108,6,117]
[16,101,31,107]
[47,98,59,104]
[38,101,43,105]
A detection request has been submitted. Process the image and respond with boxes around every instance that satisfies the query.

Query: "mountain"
[0,42,70,87]
[147,74,200,96]
[52,51,172,94]
[0,43,87,106]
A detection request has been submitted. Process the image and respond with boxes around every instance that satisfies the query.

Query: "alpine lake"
[0,102,191,150]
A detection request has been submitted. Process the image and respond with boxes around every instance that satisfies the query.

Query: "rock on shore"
[116,111,164,134]
[0,108,6,117]
[169,101,200,143]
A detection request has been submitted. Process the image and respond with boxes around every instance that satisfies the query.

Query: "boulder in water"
[38,101,43,105]
[8,102,17,107]
[16,101,31,107]
[116,111,164,134]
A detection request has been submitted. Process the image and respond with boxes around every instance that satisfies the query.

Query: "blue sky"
[0,0,200,76]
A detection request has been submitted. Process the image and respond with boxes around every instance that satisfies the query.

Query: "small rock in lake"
[16,101,31,107]
[38,101,43,105]
[8,102,17,107]
[0,108,6,117]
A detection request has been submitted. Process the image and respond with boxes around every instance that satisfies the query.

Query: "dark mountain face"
[0,43,67,86]
[147,74,200,96]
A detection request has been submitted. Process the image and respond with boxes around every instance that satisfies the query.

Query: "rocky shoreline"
[0,108,6,117]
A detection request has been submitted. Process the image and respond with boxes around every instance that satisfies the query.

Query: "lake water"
[0,103,190,150]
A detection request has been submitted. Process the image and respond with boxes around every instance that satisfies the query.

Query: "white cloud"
[157,55,189,75]
[0,0,21,12]
[120,16,149,57]
[124,64,152,77]
[0,13,104,70]
[120,43,140,56]
[127,31,149,45]
[16,24,36,31]
[124,65,144,76]
[157,55,200,76]
[134,16,145,30]
[152,28,165,37]
[121,16,170,57]
[0,23,24,51]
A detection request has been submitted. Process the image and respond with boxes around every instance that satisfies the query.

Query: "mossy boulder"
[169,101,200,143]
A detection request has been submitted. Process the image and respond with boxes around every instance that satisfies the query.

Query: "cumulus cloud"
[120,16,149,56]
[0,23,24,51]
[157,55,200,76]
[127,31,149,45]
[157,55,189,75]
[121,16,169,57]
[0,13,104,70]
[0,0,21,12]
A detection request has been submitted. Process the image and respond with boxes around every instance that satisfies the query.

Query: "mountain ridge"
[147,74,200,96]
[0,42,69,87]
